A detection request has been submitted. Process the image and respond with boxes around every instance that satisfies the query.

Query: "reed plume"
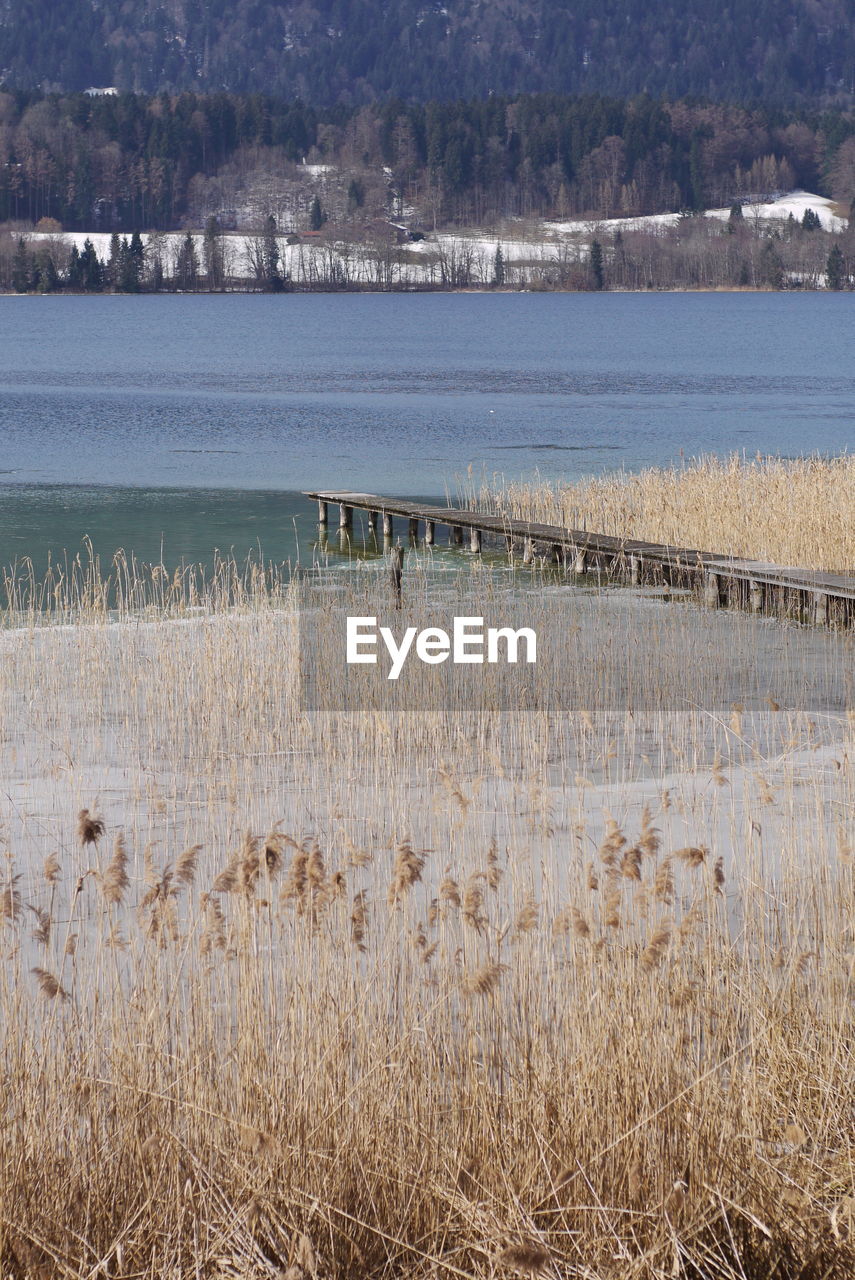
[387,841,427,905]
[31,967,69,1000]
[77,808,105,847]
[101,832,130,905]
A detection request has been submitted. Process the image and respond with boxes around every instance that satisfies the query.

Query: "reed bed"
[471,454,855,571]
[0,558,852,1279]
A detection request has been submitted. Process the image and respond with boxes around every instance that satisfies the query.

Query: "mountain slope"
[1,0,854,104]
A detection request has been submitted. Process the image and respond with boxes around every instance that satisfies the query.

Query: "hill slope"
[1,0,854,105]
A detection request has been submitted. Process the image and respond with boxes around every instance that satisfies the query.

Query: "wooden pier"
[305,490,855,628]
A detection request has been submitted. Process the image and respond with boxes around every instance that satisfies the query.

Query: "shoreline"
[0,283,847,297]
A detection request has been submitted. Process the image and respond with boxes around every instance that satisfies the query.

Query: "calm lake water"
[0,291,852,568]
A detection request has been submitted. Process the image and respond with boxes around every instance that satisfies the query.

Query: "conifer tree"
[203,216,225,289]
[826,243,845,290]
[309,196,325,231]
[262,214,282,290]
[176,232,199,290]
[67,244,83,289]
[12,237,30,293]
[80,238,103,291]
[108,231,122,288]
[590,238,604,290]
[493,244,505,287]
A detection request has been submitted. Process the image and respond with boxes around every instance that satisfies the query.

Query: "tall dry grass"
[472,453,855,571]
[0,557,852,1278]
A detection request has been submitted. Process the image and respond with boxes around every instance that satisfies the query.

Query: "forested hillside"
[1,0,853,105]
[2,90,854,233]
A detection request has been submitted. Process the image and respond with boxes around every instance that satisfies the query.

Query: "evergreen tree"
[826,244,845,290]
[80,238,103,291]
[347,179,365,213]
[108,231,122,288]
[492,243,505,287]
[309,196,325,231]
[727,201,743,233]
[203,216,225,289]
[175,232,199,290]
[117,236,142,292]
[760,240,784,289]
[67,244,83,289]
[12,237,30,293]
[129,230,145,282]
[590,238,604,290]
[801,207,821,231]
[262,214,282,290]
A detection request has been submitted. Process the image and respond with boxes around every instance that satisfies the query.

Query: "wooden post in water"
[470,527,482,553]
[749,579,763,613]
[318,500,328,526]
[813,590,828,626]
[367,510,378,536]
[425,520,435,545]
[574,548,587,574]
[339,503,353,531]
[630,554,641,585]
[451,525,463,546]
[382,512,394,538]
[409,517,419,541]
[522,536,534,565]
[390,545,404,609]
[704,572,720,608]
[552,544,562,566]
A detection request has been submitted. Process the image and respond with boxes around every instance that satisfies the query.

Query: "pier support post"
[318,500,328,526]
[574,548,587,574]
[813,591,828,626]
[470,527,482,554]
[382,512,394,538]
[629,554,641,585]
[409,517,419,541]
[749,579,763,613]
[367,510,378,536]
[425,520,435,545]
[704,572,721,608]
[390,545,404,609]
[523,537,534,565]
[339,503,353,531]
[451,525,463,546]
[552,544,562,566]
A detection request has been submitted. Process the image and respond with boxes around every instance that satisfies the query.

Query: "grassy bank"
[0,560,852,1278]
[473,454,855,572]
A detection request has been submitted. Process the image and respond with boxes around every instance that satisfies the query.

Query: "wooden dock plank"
[305,491,855,606]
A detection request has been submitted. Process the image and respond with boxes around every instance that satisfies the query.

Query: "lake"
[0,291,852,568]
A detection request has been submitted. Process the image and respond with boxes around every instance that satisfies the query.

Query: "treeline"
[1,0,854,107]
[2,207,853,294]
[0,220,289,294]
[1,90,855,232]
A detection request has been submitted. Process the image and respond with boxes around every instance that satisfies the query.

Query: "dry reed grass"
[0,556,851,1279]
[472,453,855,571]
